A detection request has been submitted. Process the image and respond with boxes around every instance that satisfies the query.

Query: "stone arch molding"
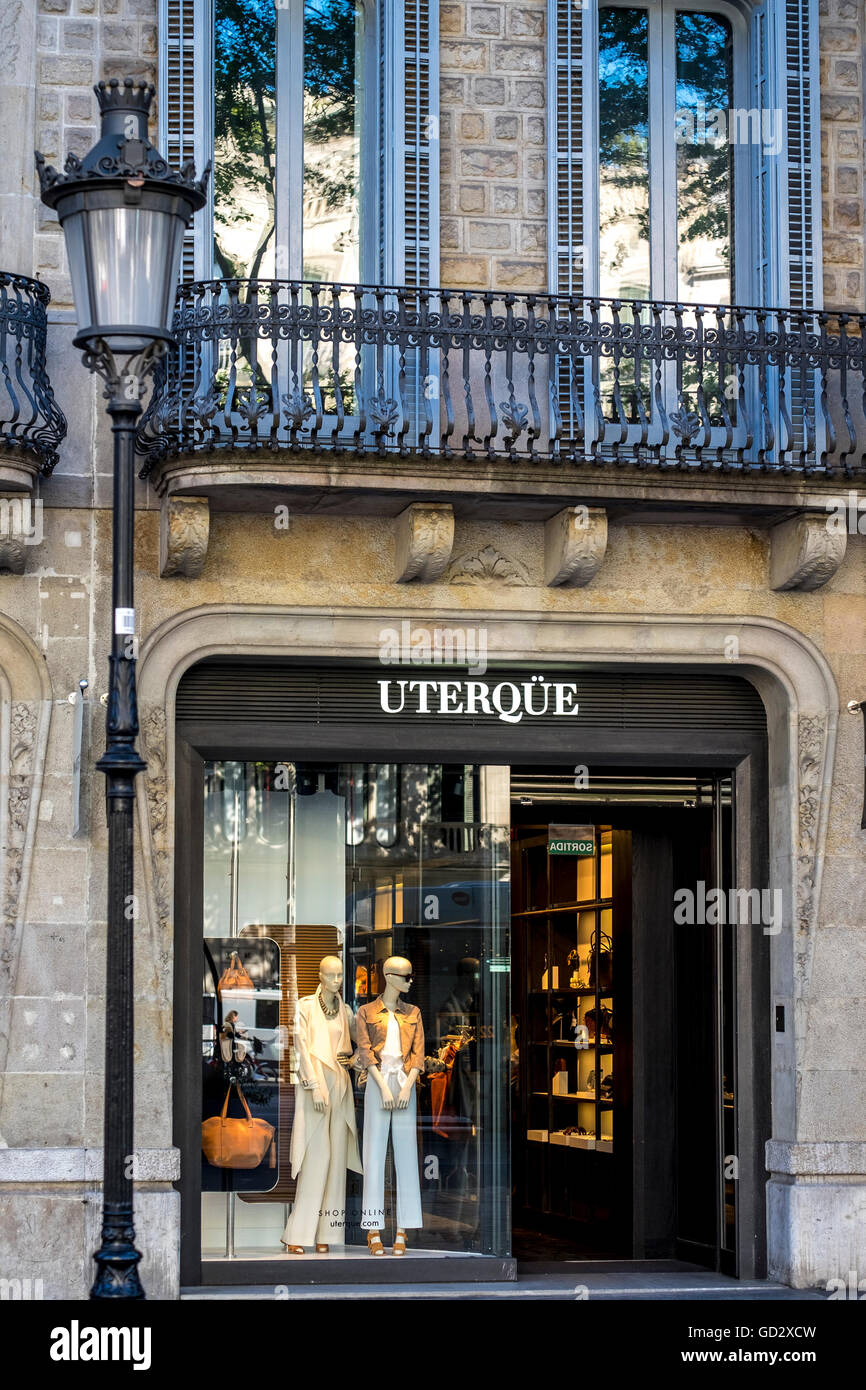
[135,605,838,1067]
[0,614,52,1114]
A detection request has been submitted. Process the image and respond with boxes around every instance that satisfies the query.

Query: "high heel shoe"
[367,1230,385,1256]
[315,1243,329,1253]
[281,1240,305,1254]
[392,1229,407,1257]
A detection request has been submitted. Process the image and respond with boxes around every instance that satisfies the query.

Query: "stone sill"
[766,1140,866,1177]
[0,1147,180,1183]
[143,451,862,525]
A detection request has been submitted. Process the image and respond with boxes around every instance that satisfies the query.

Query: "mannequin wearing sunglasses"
[356,956,425,1256]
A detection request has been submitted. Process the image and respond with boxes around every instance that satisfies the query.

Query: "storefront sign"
[548,824,595,856]
[377,675,579,723]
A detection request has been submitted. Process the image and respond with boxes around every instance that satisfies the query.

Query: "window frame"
[159,0,399,286]
[590,0,754,304]
[548,0,823,312]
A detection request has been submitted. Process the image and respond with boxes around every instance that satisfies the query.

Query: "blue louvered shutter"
[756,0,821,309]
[380,0,439,287]
[781,0,821,309]
[160,0,212,282]
[549,0,598,450]
[549,0,598,299]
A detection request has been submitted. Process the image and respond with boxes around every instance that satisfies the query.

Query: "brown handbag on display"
[217,951,254,994]
[201,1084,276,1169]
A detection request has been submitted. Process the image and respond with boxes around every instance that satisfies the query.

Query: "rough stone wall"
[439,0,548,291]
[819,0,865,310]
[33,0,158,306]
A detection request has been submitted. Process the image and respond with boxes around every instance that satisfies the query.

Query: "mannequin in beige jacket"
[281,956,362,1253]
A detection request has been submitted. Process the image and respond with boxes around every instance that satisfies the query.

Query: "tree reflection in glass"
[302,0,361,285]
[675,12,733,305]
[214,0,276,282]
[598,7,650,303]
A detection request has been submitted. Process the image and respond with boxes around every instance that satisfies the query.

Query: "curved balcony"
[0,272,67,482]
[136,279,866,511]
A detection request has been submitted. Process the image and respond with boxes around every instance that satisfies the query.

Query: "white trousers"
[282,1083,350,1248]
[361,1078,423,1231]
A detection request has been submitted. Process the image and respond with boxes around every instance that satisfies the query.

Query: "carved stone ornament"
[769,513,847,592]
[4,704,38,944]
[1,700,44,1009]
[449,542,530,587]
[544,506,608,588]
[796,713,826,942]
[139,704,172,935]
[159,495,210,579]
[394,503,455,583]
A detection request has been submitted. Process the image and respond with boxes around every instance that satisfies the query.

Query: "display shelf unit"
[512,821,631,1241]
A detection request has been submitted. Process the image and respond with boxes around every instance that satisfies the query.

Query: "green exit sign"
[548,824,595,856]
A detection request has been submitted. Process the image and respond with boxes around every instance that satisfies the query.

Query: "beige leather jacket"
[356,996,425,1076]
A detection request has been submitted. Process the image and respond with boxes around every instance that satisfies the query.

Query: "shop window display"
[200,760,510,1260]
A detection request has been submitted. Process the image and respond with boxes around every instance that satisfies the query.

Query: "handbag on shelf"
[589,929,613,992]
[201,1083,276,1169]
[218,951,254,994]
[584,1006,613,1042]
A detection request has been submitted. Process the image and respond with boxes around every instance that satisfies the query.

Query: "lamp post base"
[90,1206,145,1299]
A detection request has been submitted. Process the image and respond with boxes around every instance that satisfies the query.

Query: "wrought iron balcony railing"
[137,279,866,477]
[0,272,67,473]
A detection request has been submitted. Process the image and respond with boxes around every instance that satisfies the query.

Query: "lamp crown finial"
[94,77,155,115]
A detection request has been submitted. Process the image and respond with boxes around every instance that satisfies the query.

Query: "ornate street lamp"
[36,77,207,1299]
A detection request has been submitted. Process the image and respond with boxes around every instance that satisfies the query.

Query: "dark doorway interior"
[510,769,736,1271]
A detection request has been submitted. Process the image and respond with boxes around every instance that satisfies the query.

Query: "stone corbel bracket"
[394,502,455,583]
[159,495,210,579]
[769,512,846,592]
[545,505,608,587]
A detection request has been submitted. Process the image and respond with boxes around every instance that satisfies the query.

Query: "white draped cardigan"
[290,988,363,1179]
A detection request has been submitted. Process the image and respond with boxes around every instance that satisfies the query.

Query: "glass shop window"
[200,761,510,1261]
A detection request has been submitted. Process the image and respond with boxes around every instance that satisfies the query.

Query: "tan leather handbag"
[201,1084,276,1169]
[217,951,254,993]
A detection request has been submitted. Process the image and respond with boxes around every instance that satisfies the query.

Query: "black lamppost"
[36,77,207,1299]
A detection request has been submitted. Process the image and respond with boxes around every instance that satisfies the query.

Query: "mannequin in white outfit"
[281,956,362,1254]
[357,956,425,1256]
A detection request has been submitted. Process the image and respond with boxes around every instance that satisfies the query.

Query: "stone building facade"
[0,0,864,1298]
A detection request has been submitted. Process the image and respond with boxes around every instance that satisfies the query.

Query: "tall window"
[213,0,363,283]
[598,5,734,305]
[551,0,821,311]
[161,0,438,291]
